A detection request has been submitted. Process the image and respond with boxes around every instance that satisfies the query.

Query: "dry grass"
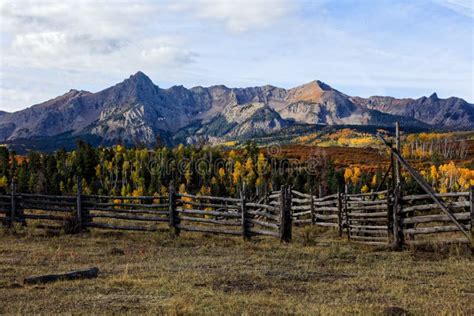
[0,226,472,315]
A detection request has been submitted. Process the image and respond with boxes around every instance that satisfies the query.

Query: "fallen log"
[24,267,99,285]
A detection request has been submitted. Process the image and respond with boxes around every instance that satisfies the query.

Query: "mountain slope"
[0,71,472,151]
[351,93,474,129]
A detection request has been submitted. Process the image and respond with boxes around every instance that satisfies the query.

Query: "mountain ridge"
[1,71,472,150]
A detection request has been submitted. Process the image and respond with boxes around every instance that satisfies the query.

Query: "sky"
[0,0,473,112]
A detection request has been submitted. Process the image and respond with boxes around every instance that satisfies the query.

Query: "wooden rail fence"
[1,183,472,248]
[0,183,293,242]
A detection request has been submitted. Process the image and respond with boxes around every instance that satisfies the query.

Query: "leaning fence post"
[240,189,250,240]
[75,176,83,233]
[279,185,292,242]
[168,182,179,236]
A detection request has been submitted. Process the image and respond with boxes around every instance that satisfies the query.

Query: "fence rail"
[1,182,472,248]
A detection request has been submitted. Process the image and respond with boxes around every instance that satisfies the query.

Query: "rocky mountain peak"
[287,80,336,104]
[429,92,439,101]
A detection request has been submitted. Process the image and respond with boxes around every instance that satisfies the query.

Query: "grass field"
[0,227,472,315]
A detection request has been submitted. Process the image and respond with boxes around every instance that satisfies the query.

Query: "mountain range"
[1,71,473,151]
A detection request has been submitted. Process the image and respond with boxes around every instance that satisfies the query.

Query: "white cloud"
[178,0,294,32]
[433,0,474,17]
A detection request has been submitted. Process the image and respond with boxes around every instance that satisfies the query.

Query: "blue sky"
[0,0,473,112]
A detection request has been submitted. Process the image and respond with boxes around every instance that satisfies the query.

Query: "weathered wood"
[245,203,276,211]
[24,267,99,285]
[22,214,71,221]
[75,176,83,233]
[291,190,310,198]
[313,199,339,206]
[313,206,338,212]
[404,225,470,235]
[179,216,240,226]
[240,189,249,240]
[294,219,313,224]
[176,209,240,218]
[86,222,158,232]
[349,228,388,235]
[20,200,75,206]
[86,208,169,215]
[471,187,473,248]
[395,122,401,186]
[176,193,240,203]
[347,211,387,218]
[401,192,469,201]
[20,205,74,213]
[279,186,292,242]
[18,193,76,200]
[175,199,239,209]
[176,224,241,235]
[84,194,164,200]
[400,201,469,213]
[248,228,280,237]
[168,182,179,236]
[82,201,168,208]
[247,210,279,221]
[315,222,339,227]
[314,213,339,220]
[292,210,312,217]
[10,180,16,226]
[349,224,388,229]
[401,212,470,224]
[86,213,169,222]
[247,218,279,229]
[377,133,472,243]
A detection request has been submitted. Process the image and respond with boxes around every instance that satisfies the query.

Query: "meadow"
[0,227,472,315]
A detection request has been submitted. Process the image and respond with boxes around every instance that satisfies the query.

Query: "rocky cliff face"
[351,93,474,129]
[0,71,472,149]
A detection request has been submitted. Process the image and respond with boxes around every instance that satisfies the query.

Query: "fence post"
[9,179,16,227]
[168,182,179,236]
[344,184,350,241]
[392,185,402,249]
[279,185,292,242]
[337,187,342,237]
[310,192,315,225]
[240,189,250,240]
[75,176,83,233]
[387,189,393,244]
[470,186,473,249]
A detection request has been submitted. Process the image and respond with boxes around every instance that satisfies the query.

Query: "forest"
[0,135,472,199]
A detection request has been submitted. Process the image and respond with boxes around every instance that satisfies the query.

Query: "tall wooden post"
[470,186,473,249]
[75,176,83,233]
[279,185,292,242]
[310,193,315,225]
[395,122,401,186]
[337,188,343,237]
[240,189,250,240]
[168,182,179,236]
[9,179,16,227]
[344,184,350,241]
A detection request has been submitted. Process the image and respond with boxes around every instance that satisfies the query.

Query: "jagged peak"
[429,92,438,100]
[125,71,155,87]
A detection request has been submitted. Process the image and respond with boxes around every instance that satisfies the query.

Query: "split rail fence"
[1,182,472,248]
[0,183,292,242]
